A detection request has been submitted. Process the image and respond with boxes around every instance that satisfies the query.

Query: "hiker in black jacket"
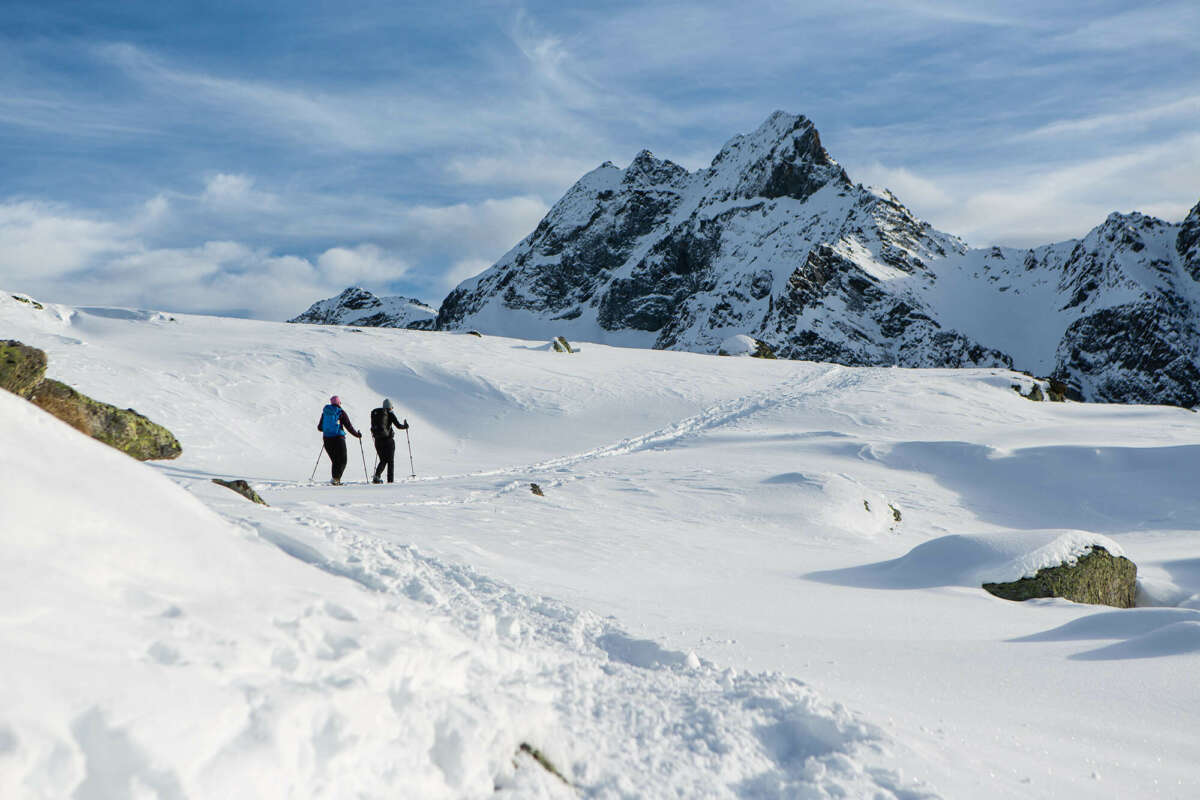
[317,395,362,485]
[370,398,409,483]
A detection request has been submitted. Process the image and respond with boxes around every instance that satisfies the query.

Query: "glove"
[403,419,408,426]
[355,432,363,439]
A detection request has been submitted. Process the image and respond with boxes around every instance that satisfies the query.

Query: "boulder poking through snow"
[212,478,268,506]
[808,530,1135,608]
[983,545,1136,608]
[718,334,776,359]
[30,379,182,461]
[0,339,47,398]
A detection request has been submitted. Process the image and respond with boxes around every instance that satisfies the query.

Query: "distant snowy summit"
[288,286,436,330]
[436,110,1200,406]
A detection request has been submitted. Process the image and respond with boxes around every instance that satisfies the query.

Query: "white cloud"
[0,201,131,280]
[200,173,281,212]
[316,244,409,285]
[403,195,548,257]
[0,196,425,319]
[446,153,598,192]
[854,163,953,211]
[441,258,493,292]
[847,131,1200,247]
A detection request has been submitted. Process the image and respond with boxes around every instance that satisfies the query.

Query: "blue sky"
[2,0,1198,318]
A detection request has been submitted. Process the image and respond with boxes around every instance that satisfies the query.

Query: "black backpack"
[370,407,389,438]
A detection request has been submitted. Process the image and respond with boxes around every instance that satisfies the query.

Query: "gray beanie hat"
[382,398,393,410]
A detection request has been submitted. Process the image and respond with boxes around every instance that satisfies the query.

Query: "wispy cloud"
[1051,3,1200,52]
[1014,95,1200,141]
[862,131,1200,247]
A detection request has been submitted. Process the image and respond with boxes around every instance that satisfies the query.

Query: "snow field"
[1,295,930,798]
[5,291,1200,797]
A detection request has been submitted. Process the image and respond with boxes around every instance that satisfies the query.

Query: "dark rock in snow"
[30,379,182,461]
[212,478,268,506]
[3,339,181,459]
[0,340,48,398]
[982,546,1136,608]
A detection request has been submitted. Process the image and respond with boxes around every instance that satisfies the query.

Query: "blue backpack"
[321,404,344,436]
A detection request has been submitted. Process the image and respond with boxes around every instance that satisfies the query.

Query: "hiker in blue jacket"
[317,395,361,485]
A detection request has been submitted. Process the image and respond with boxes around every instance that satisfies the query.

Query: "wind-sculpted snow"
[437,111,1200,406]
[808,530,1126,589]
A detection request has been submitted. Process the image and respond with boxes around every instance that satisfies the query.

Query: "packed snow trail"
[6,293,1200,797]
[0,388,930,799]
[258,365,844,494]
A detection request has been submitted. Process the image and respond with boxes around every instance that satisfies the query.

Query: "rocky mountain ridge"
[434,111,1200,406]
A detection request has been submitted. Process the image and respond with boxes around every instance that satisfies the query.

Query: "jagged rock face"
[438,111,1004,370]
[436,112,1200,407]
[1179,199,1200,281]
[1027,211,1200,406]
[290,287,436,330]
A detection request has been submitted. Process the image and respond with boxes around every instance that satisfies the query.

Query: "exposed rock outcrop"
[3,339,182,460]
[982,546,1136,608]
[30,379,182,461]
[0,339,48,398]
[212,478,268,505]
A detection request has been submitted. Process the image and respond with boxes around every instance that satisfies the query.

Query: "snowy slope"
[435,111,1200,406]
[5,290,1200,797]
[290,286,437,329]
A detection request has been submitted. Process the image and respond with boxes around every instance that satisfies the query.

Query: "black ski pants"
[323,436,348,481]
[373,436,396,482]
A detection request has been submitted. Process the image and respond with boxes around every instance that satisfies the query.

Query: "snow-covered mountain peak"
[432,111,1199,406]
[623,149,690,190]
[288,286,436,329]
[706,110,849,201]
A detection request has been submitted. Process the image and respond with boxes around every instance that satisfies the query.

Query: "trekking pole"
[309,443,324,481]
[405,426,416,478]
[358,437,369,483]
